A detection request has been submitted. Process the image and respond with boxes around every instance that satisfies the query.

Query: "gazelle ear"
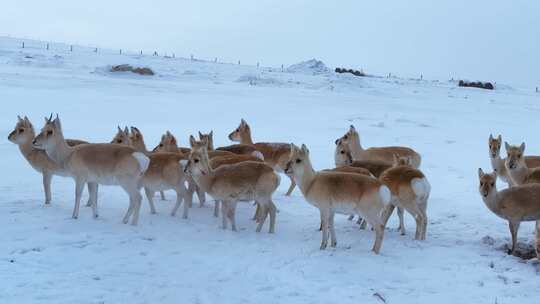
[23,116,31,127]
[300,144,309,155]
[240,118,246,126]
[489,134,494,141]
[17,115,23,122]
[189,135,196,147]
[53,116,62,130]
[198,131,203,139]
[520,142,526,153]
[497,135,502,142]
[123,126,129,134]
[166,130,171,136]
[504,142,510,151]
[209,130,213,138]
[349,125,356,131]
[117,125,122,133]
[478,168,484,178]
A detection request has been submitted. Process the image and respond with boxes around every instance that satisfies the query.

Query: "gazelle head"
[488,134,502,159]
[338,125,359,145]
[184,136,211,176]
[505,142,526,170]
[111,126,130,145]
[8,115,35,145]
[33,114,64,150]
[198,130,214,150]
[285,143,310,177]
[392,154,412,167]
[228,119,250,143]
[129,126,146,152]
[334,139,352,166]
[478,168,497,198]
[153,131,178,152]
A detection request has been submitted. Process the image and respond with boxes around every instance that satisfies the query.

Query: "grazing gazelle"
[285,144,391,253]
[184,141,280,233]
[489,135,540,185]
[33,115,149,225]
[228,119,296,195]
[505,142,540,186]
[8,115,93,206]
[337,125,421,168]
[478,169,540,258]
[379,155,430,239]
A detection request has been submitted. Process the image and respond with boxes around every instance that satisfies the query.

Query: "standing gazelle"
[8,115,92,206]
[478,169,540,258]
[337,125,421,168]
[33,115,149,225]
[184,142,280,233]
[228,119,296,195]
[505,142,540,186]
[488,135,540,185]
[285,144,391,253]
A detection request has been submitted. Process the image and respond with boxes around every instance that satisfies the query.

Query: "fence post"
[46,43,49,50]
[238,60,240,65]
[70,45,73,52]
[420,74,423,80]
[536,87,538,93]
[214,57,217,63]
[94,47,98,53]
[281,64,284,72]
[22,42,24,48]
[119,49,122,55]
[140,50,143,55]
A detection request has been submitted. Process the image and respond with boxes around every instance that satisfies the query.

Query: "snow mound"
[236,73,285,86]
[286,59,330,75]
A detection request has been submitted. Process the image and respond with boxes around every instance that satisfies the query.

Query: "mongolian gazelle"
[228,119,296,195]
[184,140,280,233]
[488,135,540,185]
[504,142,540,186]
[379,155,430,240]
[33,115,150,225]
[8,116,92,206]
[285,144,391,253]
[337,125,421,168]
[198,130,263,157]
[111,127,191,217]
[478,169,540,258]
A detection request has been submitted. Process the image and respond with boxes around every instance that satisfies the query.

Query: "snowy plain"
[1,37,540,304]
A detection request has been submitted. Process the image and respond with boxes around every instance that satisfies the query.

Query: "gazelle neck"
[18,130,37,160]
[481,190,501,216]
[349,135,365,159]
[240,129,254,145]
[507,163,528,185]
[294,159,317,196]
[46,134,73,168]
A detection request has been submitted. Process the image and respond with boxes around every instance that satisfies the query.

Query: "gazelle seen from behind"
[478,169,540,258]
[33,115,149,225]
[285,144,391,253]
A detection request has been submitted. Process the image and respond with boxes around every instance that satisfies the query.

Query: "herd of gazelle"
[7,115,540,257]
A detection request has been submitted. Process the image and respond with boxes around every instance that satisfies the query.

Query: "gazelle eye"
[47,130,53,135]
[194,159,199,163]
[480,182,483,186]
[236,128,239,132]
[18,128,24,133]
[343,135,348,139]
[518,154,522,158]
[340,150,345,154]
[491,182,495,186]
[117,140,122,143]
[296,159,301,163]
[159,144,163,147]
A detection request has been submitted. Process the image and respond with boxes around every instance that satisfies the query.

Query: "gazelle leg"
[72,178,85,219]
[43,172,52,205]
[508,221,520,255]
[285,174,296,196]
[329,210,337,247]
[160,190,166,200]
[320,208,330,250]
[397,207,406,235]
[88,182,99,218]
[144,188,157,214]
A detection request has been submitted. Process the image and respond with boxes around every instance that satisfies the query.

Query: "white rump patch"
[411,177,431,200]
[379,185,391,205]
[251,151,265,160]
[132,152,150,174]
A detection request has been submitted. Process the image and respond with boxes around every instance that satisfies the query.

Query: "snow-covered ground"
[1,37,540,304]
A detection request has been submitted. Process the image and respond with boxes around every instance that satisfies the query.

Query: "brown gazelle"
[153,131,191,154]
[285,144,391,253]
[334,140,403,229]
[379,155,430,239]
[198,130,264,157]
[185,141,280,233]
[228,119,296,195]
[111,127,191,217]
[505,142,540,186]
[478,169,540,258]
[33,115,149,225]
[337,125,421,168]
[8,115,93,206]
[489,135,540,185]
[209,153,265,218]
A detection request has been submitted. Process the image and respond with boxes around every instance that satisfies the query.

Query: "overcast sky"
[2,0,539,86]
